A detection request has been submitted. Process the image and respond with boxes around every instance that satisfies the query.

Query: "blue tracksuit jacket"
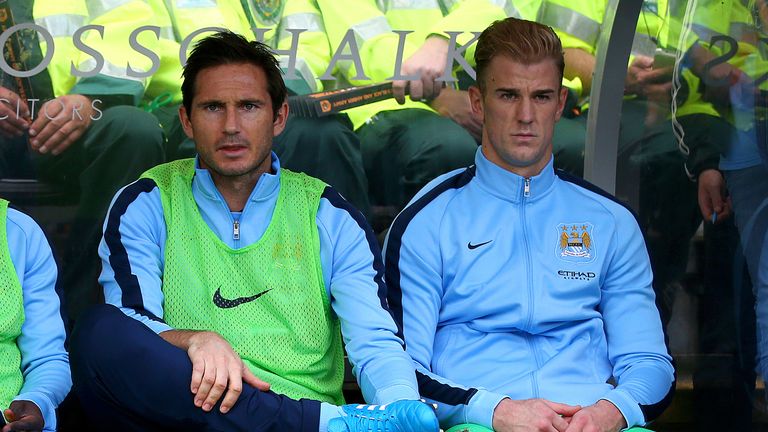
[384,149,675,429]
[5,208,70,431]
[98,154,419,428]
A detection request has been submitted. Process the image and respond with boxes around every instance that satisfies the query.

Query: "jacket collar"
[474,148,557,203]
[192,151,281,205]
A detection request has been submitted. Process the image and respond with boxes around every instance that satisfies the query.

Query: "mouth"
[513,133,537,140]
[217,144,248,156]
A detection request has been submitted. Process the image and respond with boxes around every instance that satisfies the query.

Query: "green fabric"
[357,109,477,209]
[143,159,345,404]
[273,114,371,218]
[69,75,144,108]
[0,199,25,411]
[151,103,193,161]
[445,424,493,432]
[552,115,588,177]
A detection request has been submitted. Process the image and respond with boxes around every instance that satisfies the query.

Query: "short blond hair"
[475,17,564,90]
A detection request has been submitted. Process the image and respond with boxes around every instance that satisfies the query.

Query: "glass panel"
[592,0,767,427]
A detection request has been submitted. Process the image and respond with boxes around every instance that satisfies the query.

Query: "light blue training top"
[6,208,71,431]
[98,153,419,431]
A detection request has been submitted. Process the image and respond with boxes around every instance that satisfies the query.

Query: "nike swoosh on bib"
[213,287,272,309]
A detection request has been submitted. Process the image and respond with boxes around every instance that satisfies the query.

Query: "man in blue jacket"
[69,32,437,432]
[384,17,675,432]
[0,200,70,432]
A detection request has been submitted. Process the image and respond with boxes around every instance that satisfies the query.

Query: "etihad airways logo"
[557,270,596,281]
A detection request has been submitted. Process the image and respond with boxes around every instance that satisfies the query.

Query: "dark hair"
[181,31,287,120]
[475,17,565,91]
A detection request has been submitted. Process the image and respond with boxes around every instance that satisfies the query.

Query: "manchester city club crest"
[250,0,285,26]
[556,223,596,263]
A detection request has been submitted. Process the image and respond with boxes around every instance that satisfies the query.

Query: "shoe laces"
[346,404,396,432]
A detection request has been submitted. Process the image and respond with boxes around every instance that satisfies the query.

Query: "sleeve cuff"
[13,392,56,431]
[690,161,720,178]
[600,388,645,429]
[371,382,421,405]
[146,319,173,334]
[465,389,508,428]
[319,402,344,432]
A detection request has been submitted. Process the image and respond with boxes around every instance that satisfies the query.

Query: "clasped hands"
[492,397,627,432]
[0,86,95,156]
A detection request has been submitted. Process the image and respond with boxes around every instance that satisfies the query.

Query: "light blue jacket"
[6,208,71,431]
[98,154,420,427]
[384,149,675,429]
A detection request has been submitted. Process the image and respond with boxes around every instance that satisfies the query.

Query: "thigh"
[71,305,321,432]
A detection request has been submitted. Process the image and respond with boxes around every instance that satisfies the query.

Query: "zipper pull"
[233,220,240,240]
[524,178,531,198]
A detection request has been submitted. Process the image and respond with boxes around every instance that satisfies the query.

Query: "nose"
[224,105,239,134]
[518,97,534,124]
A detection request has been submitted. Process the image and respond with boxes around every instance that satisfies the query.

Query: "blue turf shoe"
[327,399,439,432]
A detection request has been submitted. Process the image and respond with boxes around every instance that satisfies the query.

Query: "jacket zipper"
[521,177,540,397]
[233,220,240,241]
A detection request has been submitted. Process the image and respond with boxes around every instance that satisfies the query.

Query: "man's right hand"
[0,86,30,138]
[492,398,581,432]
[392,36,450,104]
[697,169,731,223]
[2,401,44,432]
[160,330,271,414]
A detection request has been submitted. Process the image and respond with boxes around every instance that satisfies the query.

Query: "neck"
[209,169,263,212]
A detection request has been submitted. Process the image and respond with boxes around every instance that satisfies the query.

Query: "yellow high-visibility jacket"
[153,0,332,101]
[34,0,161,106]
[316,0,448,129]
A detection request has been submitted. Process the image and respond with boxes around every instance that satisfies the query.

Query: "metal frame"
[583,0,643,194]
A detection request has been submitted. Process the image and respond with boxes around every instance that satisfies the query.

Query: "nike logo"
[213,287,272,309]
[467,240,493,250]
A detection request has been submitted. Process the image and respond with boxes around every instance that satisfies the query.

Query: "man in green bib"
[69,31,438,432]
[0,198,70,432]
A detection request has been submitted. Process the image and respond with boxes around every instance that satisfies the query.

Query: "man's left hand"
[564,400,626,432]
[2,400,44,432]
[29,95,95,156]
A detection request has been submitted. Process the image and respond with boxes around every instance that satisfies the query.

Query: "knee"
[286,117,360,153]
[404,134,475,176]
[70,304,132,370]
[407,123,476,170]
[97,107,165,154]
